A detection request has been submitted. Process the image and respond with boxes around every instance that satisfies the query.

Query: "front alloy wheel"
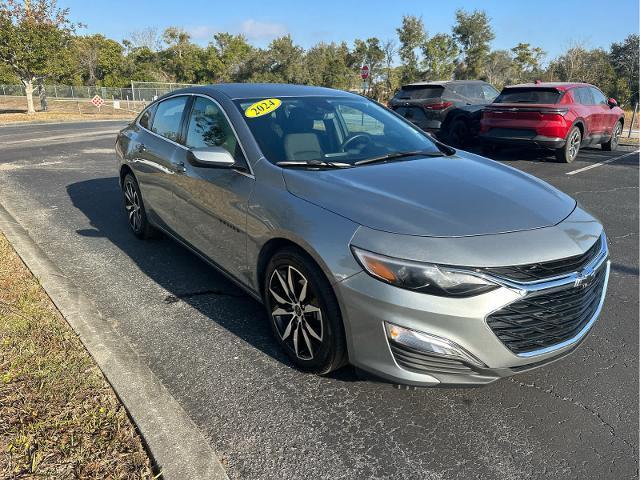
[264,248,347,374]
[602,121,622,151]
[269,265,323,360]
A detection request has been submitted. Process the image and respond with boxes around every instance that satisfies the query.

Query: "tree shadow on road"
[66,177,363,384]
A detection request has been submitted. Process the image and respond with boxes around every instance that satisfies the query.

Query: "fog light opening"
[385,322,486,368]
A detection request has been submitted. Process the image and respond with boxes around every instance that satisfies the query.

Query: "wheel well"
[256,238,321,299]
[573,121,584,137]
[119,164,134,186]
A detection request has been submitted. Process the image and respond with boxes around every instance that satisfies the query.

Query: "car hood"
[282,152,576,237]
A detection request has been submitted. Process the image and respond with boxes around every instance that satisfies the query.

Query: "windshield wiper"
[354,150,444,166]
[276,160,352,169]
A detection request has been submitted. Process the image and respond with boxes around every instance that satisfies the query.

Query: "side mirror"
[187,146,236,168]
[607,98,618,108]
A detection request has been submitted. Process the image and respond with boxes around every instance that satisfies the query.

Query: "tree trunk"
[23,79,36,115]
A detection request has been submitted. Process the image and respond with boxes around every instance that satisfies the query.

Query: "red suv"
[479,82,625,162]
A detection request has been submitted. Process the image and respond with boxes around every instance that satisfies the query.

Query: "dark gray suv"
[389,80,498,147]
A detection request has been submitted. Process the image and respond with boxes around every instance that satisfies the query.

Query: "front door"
[171,95,255,279]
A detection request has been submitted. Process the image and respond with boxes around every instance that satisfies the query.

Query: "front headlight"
[351,247,498,297]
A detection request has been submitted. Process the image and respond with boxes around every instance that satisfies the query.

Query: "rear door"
[573,87,598,138]
[170,95,254,279]
[134,95,190,231]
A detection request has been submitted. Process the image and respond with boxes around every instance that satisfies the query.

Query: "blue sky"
[60,0,638,61]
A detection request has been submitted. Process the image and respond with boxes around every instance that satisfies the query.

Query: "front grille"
[389,341,475,375]
[486,265,607,355]
[481,237,602,282]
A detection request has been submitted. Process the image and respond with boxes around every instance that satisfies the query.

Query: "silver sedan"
[115,83,609,387]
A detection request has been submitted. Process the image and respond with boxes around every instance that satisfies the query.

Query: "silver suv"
[115,84,609,387]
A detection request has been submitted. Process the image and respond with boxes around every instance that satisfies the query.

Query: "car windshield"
[494,88,562,104]
[234,96,443,166]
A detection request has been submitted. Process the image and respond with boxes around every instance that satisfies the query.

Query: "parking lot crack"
[508,378,637,458]
[164,288,246,304]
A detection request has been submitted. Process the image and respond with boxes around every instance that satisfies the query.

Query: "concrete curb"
[0,202,229,480]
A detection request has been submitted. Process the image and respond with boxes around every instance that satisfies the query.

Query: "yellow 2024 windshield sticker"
[245,98,282,118]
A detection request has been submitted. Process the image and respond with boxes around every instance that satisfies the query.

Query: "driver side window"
[337,104,384,136]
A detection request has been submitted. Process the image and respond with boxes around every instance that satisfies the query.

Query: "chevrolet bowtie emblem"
[574,269,596,288]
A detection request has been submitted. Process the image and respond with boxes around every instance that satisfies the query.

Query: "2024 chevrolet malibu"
[115,84,609,387]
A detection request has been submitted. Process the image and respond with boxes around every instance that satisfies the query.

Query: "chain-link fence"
[0,81,197,102]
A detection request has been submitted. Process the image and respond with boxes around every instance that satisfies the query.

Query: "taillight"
[540,113,564,122]
[424,101,453,110]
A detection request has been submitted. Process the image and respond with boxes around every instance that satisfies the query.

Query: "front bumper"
[336,236,609,387]
[480,129,566,149]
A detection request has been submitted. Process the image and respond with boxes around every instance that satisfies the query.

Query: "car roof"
[505,82,592,91]
[168,83,357,100]
[402,80,488,88]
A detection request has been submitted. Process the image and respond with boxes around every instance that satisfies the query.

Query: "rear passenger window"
[138,104,156,129]
[574,87,593,105]
[151,96,188,142]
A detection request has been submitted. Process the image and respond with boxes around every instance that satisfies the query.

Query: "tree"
[0,0,78,113]
[351,37,384,94]
[421,33,458,80]
[452,9,494,79]
[244,35,309,84]
[126,27,161,52]
[511,42,545,82]
[204,32,253,83]
[159,27,202,83]
[484,50,514,88]
[396,15,426,84]
[381,39,398,96]
[305,41,351,89]
[610,34,639,107]
[75,34,126,86]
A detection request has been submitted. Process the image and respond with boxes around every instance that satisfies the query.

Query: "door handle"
[171,161,186,174]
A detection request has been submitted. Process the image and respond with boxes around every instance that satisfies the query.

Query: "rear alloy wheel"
[122,173,156,239]
[264,248,347,374]
[602,121,622,151]
[448,118,470,148]
[556,126,581,163]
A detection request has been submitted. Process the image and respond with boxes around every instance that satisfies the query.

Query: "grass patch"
[0,234,155,479]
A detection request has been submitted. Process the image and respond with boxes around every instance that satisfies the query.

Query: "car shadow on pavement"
[66,177,362,384]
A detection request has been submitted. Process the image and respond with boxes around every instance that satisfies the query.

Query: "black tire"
[122,173,156,239]
[447,118,470,148]
[555,126,581,163]
[481,143,500,156]
[602,120,622,151]
[263,247,348,375]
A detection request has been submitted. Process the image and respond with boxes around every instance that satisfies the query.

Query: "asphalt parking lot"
[0,121,637,480]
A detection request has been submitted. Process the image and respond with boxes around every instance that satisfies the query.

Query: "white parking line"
[566,149,640,175]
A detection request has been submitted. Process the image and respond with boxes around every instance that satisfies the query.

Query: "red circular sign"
[360,65,369,80]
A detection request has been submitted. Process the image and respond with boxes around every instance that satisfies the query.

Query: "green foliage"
[609,34,639,106]
[422,34,458,80]
[0,0,76,83]
[396,15,426,84]
[511,43,545,82]
[452,9,495,79]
